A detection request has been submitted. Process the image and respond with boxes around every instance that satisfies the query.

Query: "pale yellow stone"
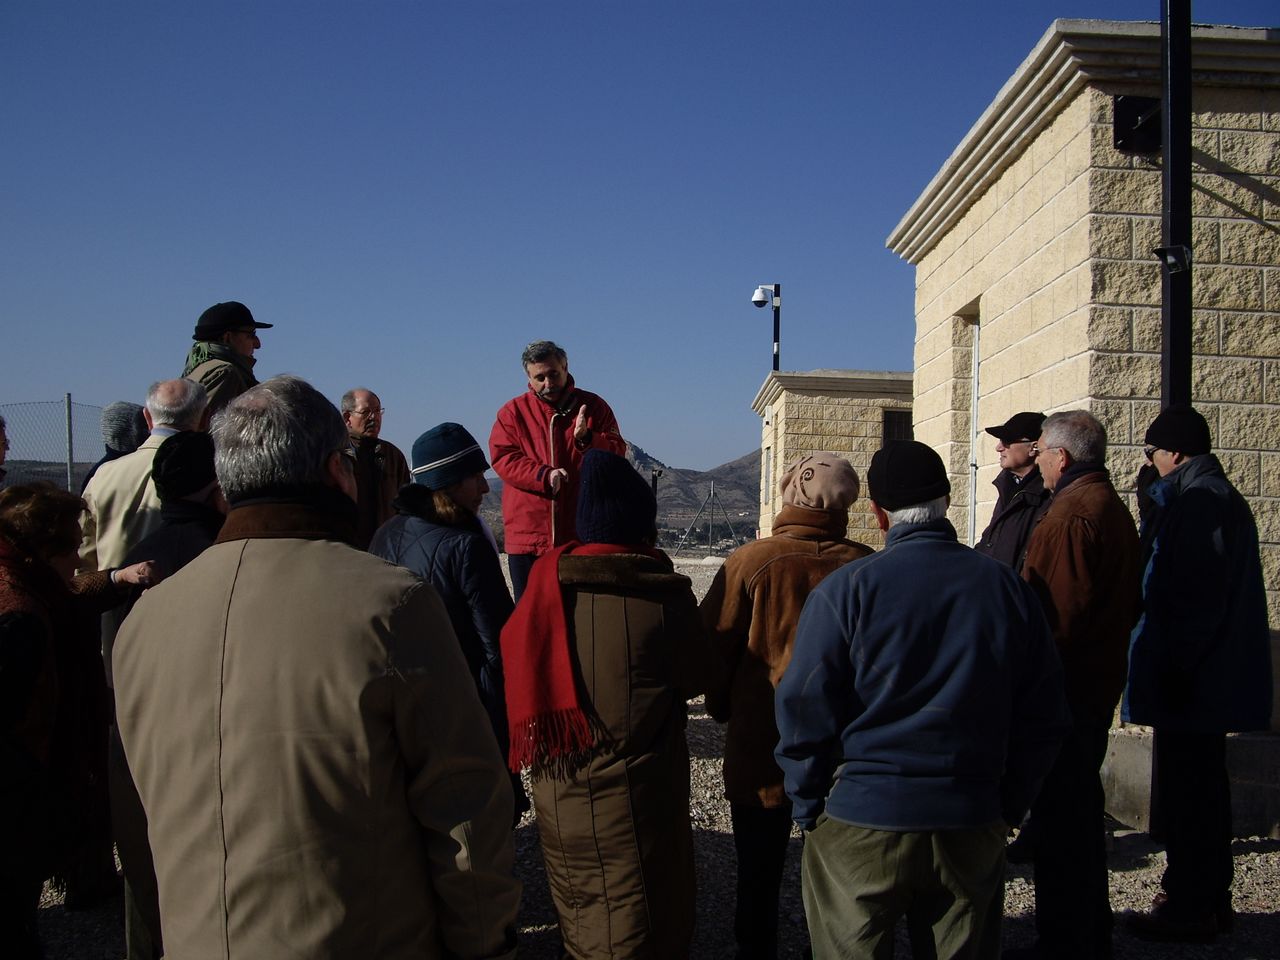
[1194,265,1265,311]
[1252,498,1280,544]
[1195,220,1222,266]
[1267,269,1280,313]
[1087,305,1133,351]
[1218,450,1261,496]
[1091,260,1161,306]
[1220,221,1280,267]
[1091,399,1134,445]
[1195,88,1266,132]
[1089,353,1161,399]
[1132,216,1161,260]
[1219,407,1280,452]
[1219,131,1280,175]
[1265,361,1280,404]
[1259,544,1280,591]
[1132,308,1162,352]
[1051,354,1092,405]
[1090,214,1133,259]
[1261,454,1280,498]
[1222,313,1280,359]
[1192,174,1263,219]
[1089,168,1161,216]
[1089,122,1136,170]
[1194,357,1264,403]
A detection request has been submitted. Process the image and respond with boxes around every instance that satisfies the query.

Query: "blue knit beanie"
[576,449,656,545]
[410,423,489,489]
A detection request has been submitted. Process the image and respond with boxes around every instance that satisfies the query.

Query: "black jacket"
[368,485,514,752]
[975,466,1050,573]
[122,500,226,579]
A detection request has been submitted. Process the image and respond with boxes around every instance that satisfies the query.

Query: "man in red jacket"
[489,340,625,599]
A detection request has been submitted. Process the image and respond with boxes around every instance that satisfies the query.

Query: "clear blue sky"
[3,1,1275,469]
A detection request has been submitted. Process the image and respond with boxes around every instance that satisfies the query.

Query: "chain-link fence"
[0,396,104,491]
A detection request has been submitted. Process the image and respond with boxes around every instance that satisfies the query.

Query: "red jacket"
[489,376,625,555]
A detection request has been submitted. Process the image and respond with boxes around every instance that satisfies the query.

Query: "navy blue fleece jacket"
[775,518,1070,831]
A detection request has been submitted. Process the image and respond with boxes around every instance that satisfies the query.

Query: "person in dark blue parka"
[369,423,518,782]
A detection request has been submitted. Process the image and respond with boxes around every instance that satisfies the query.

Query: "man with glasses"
[1123,405,1272,943]
[975,411,1049,573]
[181,300,273,418]
[1009,410,1141,960]
[340,387,410,549]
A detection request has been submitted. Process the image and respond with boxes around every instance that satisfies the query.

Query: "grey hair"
[521,340,567,370]
[339,388,374,415]
[146,379,208,429]
[884,495,949,527]
[212,376,347,501]
[1041,410,1107,464]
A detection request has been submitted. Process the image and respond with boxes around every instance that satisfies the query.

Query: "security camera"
[751,285,770,308]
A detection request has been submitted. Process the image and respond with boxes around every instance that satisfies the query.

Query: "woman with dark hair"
[0,483,155,956]
[368,423,524,813]
[503,449,711,959]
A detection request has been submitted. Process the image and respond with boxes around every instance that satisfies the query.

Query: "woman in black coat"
[368,424,516,772]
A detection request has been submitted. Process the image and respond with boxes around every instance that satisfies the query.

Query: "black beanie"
[1144,404,1211,456]
[867,440,951,511]
[152,431,217,502]
[410,422,489,489]
[576,449,656,545]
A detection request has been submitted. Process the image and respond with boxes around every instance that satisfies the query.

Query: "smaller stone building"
[752,369,913,546]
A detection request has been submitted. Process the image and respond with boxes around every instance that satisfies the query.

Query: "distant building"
[752,369,912,546]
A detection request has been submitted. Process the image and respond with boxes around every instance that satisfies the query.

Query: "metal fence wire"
[0,396,105,491]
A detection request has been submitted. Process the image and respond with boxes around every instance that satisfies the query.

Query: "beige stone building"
[886,19,1280,624]
[752,369,912,546]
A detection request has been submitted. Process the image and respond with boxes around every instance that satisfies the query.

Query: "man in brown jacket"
[340,386,410,548]
[1011,410,1141,960]
[700,453,872,960]
[114,376,520,960]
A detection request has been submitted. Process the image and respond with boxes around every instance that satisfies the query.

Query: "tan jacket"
[79,433,166,573]
[700,505,872,807]
[530,552,709,960]
[114,499,520,960]
[1022,470,1142,724]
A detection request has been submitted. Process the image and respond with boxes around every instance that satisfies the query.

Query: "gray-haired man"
[776,440,1068,959]
[114,376,520,959]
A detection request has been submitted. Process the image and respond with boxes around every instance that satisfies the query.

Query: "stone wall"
[755,372,912,546]
[906,78,1280,623]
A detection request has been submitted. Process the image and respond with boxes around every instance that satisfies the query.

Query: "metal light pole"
[1157,0,1193,408]
[752,283,781,370]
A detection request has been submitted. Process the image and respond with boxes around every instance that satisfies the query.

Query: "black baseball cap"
[984,412,1045,444]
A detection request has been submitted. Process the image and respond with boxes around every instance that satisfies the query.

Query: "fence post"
[65,393,73,491]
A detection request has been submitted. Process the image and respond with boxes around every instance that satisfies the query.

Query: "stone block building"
[752,369,912,546]
[887,19,1280,623]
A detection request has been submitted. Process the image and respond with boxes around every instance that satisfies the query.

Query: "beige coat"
[530,552,710,960]
[114,500,520,960]
[79,432,165,573]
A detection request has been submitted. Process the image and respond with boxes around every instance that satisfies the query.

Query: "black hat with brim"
[193,301,273,341]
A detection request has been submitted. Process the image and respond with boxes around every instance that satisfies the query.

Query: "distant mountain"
[479,444,761,548]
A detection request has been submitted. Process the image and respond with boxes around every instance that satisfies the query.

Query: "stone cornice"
[886,19,1280,265]
[752,369,913,415]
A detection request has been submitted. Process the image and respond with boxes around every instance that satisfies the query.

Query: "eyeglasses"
[1143,445,1158,461]
[351,407,383,418]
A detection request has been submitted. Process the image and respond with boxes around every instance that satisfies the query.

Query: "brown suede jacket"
[699,505,872,808]
[1022,470,1142,724]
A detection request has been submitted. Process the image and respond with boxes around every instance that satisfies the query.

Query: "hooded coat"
[1123,454,1273,732]
[528,551,710,960]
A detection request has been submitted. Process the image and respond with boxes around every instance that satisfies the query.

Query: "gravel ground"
[35,557,1280,958]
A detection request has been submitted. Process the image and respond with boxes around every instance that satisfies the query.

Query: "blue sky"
[3,1,1276,469]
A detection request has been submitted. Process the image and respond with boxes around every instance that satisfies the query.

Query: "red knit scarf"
[501,541,661,774]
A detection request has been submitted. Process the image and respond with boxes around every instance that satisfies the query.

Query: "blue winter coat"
[775,517,1070,832]
[369,486,514,751]
[1123,454,1273,732]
